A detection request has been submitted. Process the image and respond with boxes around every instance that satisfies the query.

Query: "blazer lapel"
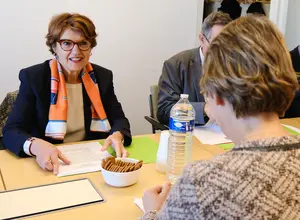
[41,60,64,144]
[40,61,51,127]
[82,85,92,134]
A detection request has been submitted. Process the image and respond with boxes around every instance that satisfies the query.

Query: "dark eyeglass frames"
[57,39,91,51]
[202,33,210,44]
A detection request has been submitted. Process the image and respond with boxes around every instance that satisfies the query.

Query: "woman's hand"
[101,131,129,158]
[30,138,70,174]
[142,182,172,213]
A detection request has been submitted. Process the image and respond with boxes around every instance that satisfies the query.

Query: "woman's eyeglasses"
[57,39,91,51]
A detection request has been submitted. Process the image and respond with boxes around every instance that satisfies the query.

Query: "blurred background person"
[284,45,300,118]
[218,0,241,20]
[246,2,266,15]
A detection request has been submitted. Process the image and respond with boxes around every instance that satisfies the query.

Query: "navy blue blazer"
[3,60,132,157]
[284,47,300,118]
[290,46,300,72]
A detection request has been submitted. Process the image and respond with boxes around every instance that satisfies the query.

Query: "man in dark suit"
[290,45,300,72]
[157,12,232,125]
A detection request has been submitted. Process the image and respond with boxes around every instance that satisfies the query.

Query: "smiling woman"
[46,13,97,84]
[52,28,92,83]
[2,13,132,174]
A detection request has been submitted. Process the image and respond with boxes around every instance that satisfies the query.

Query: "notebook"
[0,178,104,220]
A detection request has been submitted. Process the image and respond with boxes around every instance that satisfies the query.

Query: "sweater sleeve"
[140,163,200,220]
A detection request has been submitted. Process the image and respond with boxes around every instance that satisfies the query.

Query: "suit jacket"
[157,47,206,125]
[290,46,300,72]
[3,60,132,157]
[285,46,300,118]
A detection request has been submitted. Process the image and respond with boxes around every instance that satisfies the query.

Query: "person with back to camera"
[3,13,132,174]
[141,15,300,219]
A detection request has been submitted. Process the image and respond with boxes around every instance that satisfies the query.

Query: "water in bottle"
[167,94,195,184]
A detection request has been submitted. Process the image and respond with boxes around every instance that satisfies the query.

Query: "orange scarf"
[45,59,111,140]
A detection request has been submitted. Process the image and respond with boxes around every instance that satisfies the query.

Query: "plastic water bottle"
[167,94,195,184]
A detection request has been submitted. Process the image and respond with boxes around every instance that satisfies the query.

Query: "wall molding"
[269,0,289,35]
[195,0,205,46]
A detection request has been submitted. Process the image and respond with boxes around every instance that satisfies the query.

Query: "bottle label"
[169,118,194,133]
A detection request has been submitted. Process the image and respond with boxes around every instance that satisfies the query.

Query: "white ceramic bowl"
[101,158,142,187]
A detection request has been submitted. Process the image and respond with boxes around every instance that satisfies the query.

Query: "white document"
[133,197,145,213]
[0,178,104,220]
[194,122,300,146]
[282,124,300,134]
[57,142,111,177]
[194,120,232,145]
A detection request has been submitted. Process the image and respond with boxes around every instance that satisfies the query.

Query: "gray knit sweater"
[141,135,300,220]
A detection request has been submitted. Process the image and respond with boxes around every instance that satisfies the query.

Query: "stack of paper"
[57,142,111,177]
[194,121,232,145]
[194,122,300,146]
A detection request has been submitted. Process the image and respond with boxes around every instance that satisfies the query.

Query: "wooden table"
[0,135,219,220]
[0,118,299,219]
[292,117,300,125]
[0,169,5,191]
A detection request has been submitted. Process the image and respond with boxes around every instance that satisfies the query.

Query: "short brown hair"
[201,15,299,117]
[46,13,97,54]
[202,12,232,40]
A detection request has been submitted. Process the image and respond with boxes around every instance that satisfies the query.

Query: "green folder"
[99,125,300,161]
[218,125,300,151]
[284,126,300,136]
[218,143,235,150]
[99,136,159,164]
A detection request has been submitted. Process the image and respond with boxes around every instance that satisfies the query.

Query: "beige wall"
[285,0,300,50]
[0,0,201,135]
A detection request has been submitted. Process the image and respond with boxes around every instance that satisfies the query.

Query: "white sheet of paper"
[133,197,145,213]
[194,122,300,146]
[282,124,300,134]
[57,142,111,177]
[0,179,104,220]
[194,120,232,145]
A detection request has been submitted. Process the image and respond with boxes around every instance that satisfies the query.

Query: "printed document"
[194,121,300,145]
[57,142,111,177]
[194,120,232,145]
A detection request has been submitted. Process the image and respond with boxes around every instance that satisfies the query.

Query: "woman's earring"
[90,52,92,56]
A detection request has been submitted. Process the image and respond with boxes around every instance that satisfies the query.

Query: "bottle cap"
[180,94,189,99]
